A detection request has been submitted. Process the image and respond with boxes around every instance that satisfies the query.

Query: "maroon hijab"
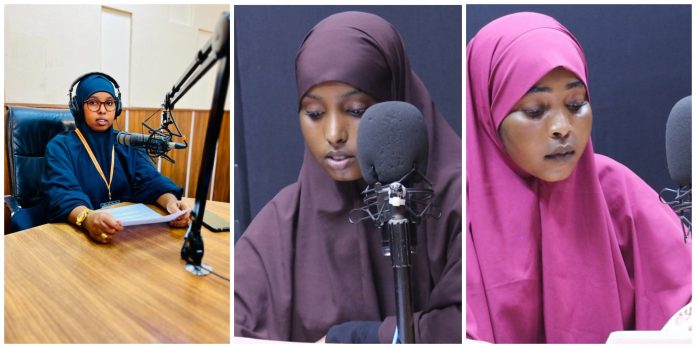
[234,11,461,343]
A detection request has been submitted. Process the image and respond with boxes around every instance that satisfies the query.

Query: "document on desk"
[100,203,189,226]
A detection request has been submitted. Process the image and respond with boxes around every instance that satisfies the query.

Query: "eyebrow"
[526,80,585,94]
[565,80,585,90]
[304,88,363,101]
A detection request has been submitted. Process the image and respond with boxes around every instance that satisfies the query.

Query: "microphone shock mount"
[140,107,188,163]
[660,185,692,243]
[349,167,441,255]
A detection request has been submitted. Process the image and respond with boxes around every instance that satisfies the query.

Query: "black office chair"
[4,106,75,232]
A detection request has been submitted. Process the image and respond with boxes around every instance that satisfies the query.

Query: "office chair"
[4,106,75,232]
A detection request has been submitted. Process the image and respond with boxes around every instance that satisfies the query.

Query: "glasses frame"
[84,98,117,112]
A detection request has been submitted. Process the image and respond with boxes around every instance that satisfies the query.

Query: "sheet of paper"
[99,203,189,226]
[605,330,691,344]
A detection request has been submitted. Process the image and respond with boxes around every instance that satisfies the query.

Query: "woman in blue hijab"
[42,72,190,243]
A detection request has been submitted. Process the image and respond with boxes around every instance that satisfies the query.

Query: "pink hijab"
[466,12,691,343]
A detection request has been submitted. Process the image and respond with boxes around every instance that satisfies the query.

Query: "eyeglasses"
[84,99,116,112]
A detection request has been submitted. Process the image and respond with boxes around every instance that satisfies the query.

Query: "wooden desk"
[4,199,230,343]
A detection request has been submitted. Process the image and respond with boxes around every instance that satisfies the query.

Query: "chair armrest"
[5,195,21,234]
[4,195,21,216]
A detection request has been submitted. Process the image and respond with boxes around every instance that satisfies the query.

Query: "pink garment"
[466,12,691,343]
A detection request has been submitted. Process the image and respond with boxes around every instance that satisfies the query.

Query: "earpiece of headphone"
[68,72,122,118]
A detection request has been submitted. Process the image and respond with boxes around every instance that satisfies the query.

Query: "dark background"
[467,5,691,193]
[234,6,462,241]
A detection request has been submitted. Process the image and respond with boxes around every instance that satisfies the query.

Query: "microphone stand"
[350,169,439,343]
[162,12,229,276]
[384,182,415,343]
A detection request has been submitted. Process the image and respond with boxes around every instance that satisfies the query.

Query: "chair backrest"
[5,106,75,208]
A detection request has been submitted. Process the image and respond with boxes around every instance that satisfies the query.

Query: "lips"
[325,151,355,170]
[545,144,575,162]
[96,119,109,126]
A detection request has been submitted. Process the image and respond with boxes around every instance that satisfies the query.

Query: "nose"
[549,110,572,140]
[97,102,108,113]
[325,111,348,147]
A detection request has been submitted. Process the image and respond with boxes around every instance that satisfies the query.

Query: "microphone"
[661,95,691,242]
[352,101,438,230]
[350,101,438,344]
[116,131,186,158]
[357,101,428,185]
[666,96,691,187]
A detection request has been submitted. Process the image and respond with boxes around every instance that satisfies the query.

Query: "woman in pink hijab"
[466,12,691,343]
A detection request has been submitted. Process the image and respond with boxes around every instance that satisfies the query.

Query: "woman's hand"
[166,200,191,228]
[83,211,123,243]
[157,193,191,228]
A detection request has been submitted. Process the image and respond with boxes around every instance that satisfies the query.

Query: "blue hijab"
[72,74,119,174]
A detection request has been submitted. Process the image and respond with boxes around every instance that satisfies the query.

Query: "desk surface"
[4,199,230,343]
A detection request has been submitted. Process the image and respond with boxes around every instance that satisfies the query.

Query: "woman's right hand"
[83,212,123,243]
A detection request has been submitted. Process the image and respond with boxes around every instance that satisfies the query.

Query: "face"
[499,68,592,182]
[83,92,116,132]
[299,81,376,181]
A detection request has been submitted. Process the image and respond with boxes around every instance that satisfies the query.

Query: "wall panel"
[188,110,210,200]
[212,112,230,202]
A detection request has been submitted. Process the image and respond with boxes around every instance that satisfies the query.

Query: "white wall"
[4,4,230,110]
[101,7,131,107]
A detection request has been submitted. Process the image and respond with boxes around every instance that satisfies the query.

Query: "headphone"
[68,72,122,117]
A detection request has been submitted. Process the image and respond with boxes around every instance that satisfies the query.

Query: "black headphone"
[68,72,122,117]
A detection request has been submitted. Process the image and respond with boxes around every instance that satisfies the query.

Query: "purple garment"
[466,12,692,343]
[235,11,462,343]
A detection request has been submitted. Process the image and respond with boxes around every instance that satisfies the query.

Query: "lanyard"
[75,128,115,201]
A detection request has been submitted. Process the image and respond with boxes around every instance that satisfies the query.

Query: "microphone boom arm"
[164,38,219,111]
[162,11,229,275]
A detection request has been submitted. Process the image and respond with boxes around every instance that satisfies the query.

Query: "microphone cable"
[193,264,230,282]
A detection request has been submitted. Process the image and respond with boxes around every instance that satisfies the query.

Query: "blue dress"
[42,128,182,222]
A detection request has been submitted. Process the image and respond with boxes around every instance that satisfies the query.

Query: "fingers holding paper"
[85,212,123,243]
[167,200,191,228]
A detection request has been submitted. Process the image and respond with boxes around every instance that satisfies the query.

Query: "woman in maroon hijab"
[234,11,461,343]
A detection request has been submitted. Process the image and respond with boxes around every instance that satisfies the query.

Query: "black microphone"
[353,101,438,245]
[116,131,186,157]
[351,101,436,344]
[666,96,691,187]
[661,95,691,242]
[357,101,428,185]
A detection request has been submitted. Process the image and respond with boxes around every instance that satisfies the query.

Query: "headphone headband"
[68,71,121,98]
[68,72,122,117]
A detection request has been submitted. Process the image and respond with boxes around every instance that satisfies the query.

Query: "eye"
[86,100,98,106]
[522,107,546,119]
[567,101,587,113]
[304,110,324,120]
[346,108,366,118]
[105,100,115,107]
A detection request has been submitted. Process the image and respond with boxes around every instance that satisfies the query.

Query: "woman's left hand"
[166,200,191,228]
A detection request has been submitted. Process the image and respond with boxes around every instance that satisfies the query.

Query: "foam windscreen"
[357,101,428,185]
[666,95,691,186]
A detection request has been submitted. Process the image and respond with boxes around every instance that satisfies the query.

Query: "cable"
[198,264,230,282]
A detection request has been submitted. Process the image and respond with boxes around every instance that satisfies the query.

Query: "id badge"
[100,200,121,208]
